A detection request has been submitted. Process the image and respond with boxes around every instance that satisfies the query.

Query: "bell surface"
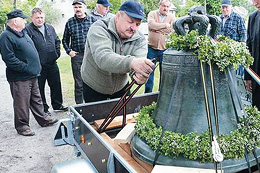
[131,49,260,172]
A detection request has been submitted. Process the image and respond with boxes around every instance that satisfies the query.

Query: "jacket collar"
[92,7,104,17]
[29,22,47,30]
[6,25,25,37]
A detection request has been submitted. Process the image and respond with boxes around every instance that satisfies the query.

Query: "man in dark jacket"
[0,9,58,136]
[245,0,260,109]
[26,8,68,114]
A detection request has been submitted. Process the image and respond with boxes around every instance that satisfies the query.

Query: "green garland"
[165,30,254,71]
[135,103,260,163]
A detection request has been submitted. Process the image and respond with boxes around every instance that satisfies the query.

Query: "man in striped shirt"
[62,0,96,104]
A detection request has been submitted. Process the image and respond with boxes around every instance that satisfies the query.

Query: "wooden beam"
[114,123,136,144]
[93,113,138,130]
[101,133,149,173]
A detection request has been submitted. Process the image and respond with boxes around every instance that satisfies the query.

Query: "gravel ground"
[0,58,77,173]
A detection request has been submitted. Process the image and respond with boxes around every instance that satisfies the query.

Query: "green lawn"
[57,56,160,105]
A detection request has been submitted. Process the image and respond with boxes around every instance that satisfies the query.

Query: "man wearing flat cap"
[81,0,154,103]
[62,0,96,104]
[91,0,114,21]
[0,9,58,136]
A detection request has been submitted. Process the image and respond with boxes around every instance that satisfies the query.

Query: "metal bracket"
[53,118,74,146]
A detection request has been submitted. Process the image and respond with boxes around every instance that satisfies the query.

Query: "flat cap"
[7,9,28,20]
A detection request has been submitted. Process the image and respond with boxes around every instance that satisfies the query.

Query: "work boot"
[18,129,35,136]
[42,118,58,127]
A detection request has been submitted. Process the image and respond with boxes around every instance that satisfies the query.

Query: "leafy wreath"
[135,103,260,162]
[165,30,254,71]
[135,32,258,162]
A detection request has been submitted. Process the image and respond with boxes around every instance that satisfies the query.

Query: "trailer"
[52,92,158,173]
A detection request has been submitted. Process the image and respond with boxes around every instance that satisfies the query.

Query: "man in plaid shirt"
[62,0,96,104]
[219,0,246,42]
[220,0,247,76]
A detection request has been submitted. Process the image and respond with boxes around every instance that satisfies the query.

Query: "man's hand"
[130,58,155,85]
[69,50,78,58]
[245,80,252,92]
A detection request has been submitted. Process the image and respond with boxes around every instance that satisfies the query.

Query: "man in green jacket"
[81,0,154,103]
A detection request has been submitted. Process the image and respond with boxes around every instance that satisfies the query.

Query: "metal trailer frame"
[53,92,158,173]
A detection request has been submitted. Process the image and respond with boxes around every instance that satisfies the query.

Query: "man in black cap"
[62,0,96,104]
[91,0,114,21]
[81,0,154,103]
[0,9,58,136]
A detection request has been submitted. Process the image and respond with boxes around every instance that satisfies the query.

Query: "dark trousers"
[38,63,63,112]
[145,45,165,93]
[83,82,130,103]
[252,82,260,109]
[71,53,83,104]
[9,78,51,132]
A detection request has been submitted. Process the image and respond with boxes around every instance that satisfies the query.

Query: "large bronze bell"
[130,6,260,172]
[131,49,260,172]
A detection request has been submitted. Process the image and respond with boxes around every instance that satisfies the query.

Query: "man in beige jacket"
[145,0,175,93]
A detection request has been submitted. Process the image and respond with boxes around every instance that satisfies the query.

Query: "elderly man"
[245,0,260,109]
[81,0,154,103]
[144,0,175,93]
[220,0,247,76]
[26,8,68,115]
[91,0,114,20]
[219,0,246,42]
[62,0,96,104]
[0,9,58,136]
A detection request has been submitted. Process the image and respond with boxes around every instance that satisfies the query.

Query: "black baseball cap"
[72,0,86,5]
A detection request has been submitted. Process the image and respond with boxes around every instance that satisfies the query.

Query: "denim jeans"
[145,45,165,93]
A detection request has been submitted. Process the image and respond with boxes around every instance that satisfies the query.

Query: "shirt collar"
[158,10,167,17]
[74,13,89,21]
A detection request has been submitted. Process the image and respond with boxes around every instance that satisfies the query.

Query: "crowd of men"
[0,0,260,136]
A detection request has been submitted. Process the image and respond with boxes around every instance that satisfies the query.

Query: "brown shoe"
[18,129,35,136]
[42,118,58,127]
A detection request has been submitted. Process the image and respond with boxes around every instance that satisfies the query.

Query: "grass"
[57,55,160,105]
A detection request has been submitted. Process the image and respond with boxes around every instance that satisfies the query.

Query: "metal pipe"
[209,62,219,137]
[245,67,260,86]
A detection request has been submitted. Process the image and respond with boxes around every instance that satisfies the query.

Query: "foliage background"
[193,0,256,16]
[0,0,61,32]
